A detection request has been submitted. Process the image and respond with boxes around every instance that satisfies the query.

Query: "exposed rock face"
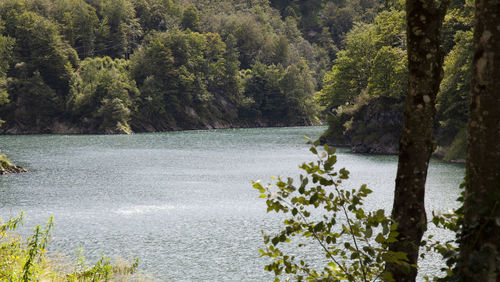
[0,90,321,134]
[322,96,403,155]
[1,121,84,134]
[0,110,321,134]
[346,96,403,154]
[0,154,27,175]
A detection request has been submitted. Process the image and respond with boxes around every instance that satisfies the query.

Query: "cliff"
[321,96,404,155]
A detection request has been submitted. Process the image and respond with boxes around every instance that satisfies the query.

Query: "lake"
[0,126,464,281]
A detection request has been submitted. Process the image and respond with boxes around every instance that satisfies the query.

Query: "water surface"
[0,127,464,280]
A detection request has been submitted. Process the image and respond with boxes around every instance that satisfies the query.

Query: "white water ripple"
[115,204,178,215]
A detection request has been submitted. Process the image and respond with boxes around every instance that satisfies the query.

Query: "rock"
[0,154,27,175]
[345,96,404,155]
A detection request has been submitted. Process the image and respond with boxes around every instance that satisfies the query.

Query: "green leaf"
[375,233,385,244]
[314,222,324,232]
[272,237,280,246]
[310,147,318,155]
[365,227,373,238]
[310,193,318,204]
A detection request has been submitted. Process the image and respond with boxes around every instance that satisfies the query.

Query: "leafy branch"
[254,138,409,281]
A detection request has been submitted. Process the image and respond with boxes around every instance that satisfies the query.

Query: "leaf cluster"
[254,139,410,281]
[317,9,406,110]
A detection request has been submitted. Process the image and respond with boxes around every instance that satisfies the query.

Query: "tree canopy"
[0,0,331,133]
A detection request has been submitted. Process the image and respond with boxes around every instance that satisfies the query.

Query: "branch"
[279,198,349,276]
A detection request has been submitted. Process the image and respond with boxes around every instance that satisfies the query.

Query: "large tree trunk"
[386,0,448,281]
[457,1,500,280]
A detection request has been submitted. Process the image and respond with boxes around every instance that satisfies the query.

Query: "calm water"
[0,127,464,281]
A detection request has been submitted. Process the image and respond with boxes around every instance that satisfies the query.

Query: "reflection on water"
[0,127,464,281]
[115,204,179,215]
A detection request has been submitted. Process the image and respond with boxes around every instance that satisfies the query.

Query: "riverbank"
[0,119,322,135]
[320,131,466,163]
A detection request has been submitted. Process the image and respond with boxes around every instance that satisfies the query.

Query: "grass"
[1,212,153,281]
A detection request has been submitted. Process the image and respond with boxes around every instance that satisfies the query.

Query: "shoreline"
[0,121,324,135]
[0,124,465,164]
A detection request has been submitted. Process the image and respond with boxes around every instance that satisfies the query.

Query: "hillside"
[0,0,472,159]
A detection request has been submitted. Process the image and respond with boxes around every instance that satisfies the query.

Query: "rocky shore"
[0,118,321,135]
[0,154,27,175]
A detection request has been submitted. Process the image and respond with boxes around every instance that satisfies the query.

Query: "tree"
[51,0,100,58]
[243,62,286,121]
[132,0,182,33]
[436,30,472,161]
[0,21,23,172]
[317,23,377,108]
[386,0,449,281]
[318,9,406,151]
[130,30,241,130]
[181,5,200,32]
[280,59,318,124]
[456,0,500,280]
[98,0,143,58]
[0,9,78,129]
[68,56,139,133]
[0,25,13,124]
[318,9,405,109]
[367,46,407,100]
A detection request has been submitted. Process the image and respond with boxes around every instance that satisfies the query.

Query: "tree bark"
[457,1,500,281]
[386,0,449,281]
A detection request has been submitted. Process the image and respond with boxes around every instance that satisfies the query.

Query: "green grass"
[1,212,152,281]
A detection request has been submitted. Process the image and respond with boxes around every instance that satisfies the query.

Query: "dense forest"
[0,0,326,134]
[0,0,472,160]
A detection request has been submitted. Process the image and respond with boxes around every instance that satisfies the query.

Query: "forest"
[0,0,472,160]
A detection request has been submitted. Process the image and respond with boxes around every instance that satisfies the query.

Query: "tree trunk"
[386,0,449,281]
[457,1,500,281]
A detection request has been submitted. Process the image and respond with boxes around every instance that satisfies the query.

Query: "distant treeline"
[0,0,338,133]
[0,0,471,159]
